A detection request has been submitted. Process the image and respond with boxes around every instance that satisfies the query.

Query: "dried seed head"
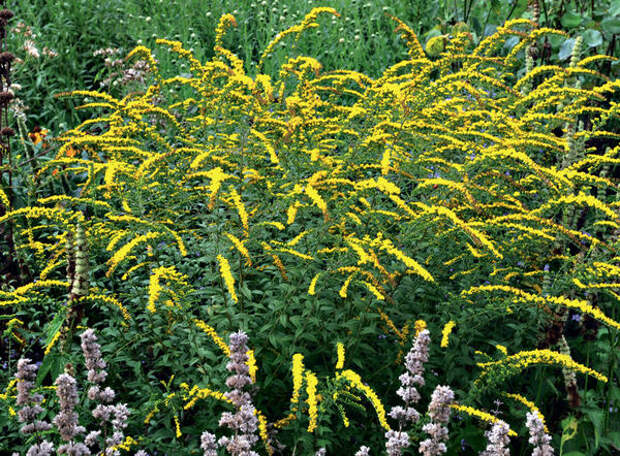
[1,127,14,136]
[0,9,14,20]
[0,90,14,104]
[0,51,14,64]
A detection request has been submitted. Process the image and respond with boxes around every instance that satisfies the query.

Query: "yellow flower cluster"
[337,369,390,431]
[451,404,517,437]
[216,254,238,303]
[477,349,608,383]
[305,371,319,432]
[440,321,456,348]
[335,343,345,370]
[502,393,548,433]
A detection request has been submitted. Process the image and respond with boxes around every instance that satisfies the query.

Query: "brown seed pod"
[0,9,14,20]
[0,90,14,104]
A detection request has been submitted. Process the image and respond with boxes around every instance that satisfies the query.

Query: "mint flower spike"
[355,446,370,456]
[480,421,511,456]
[200,431,218,456]
[15,358,52,435]
[385,329,431,456]
[53,372,90,456]
[217,330,260,456]
[526,412,554,456]
[419,385,454,456]
[15,358,54,455]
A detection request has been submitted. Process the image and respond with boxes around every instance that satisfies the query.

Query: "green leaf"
[559,38,576,61]
[44,310,67,347]
[601,16,620,34]
[582,29,603,47]
[561,11,583,29]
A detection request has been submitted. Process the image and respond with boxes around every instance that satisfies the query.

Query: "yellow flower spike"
[247,350,258,383]
[440,321,456,348]
[363,281,385,301]
[305,371,319,432]
[337,369,390,431]
[308,273,321,296]
[286,202,302,225]
[217,254,238,303]
[214,14,237,50]
[228,187,249,236]
[43,329,62,355]
[503,393,549,433]
[106,232,164,277]
[174,415,182,438]
[225,233,252,266]
[414,319,427,337]
[462,285,620,330]
[477,349,608,383]
[291,353,305,405]
[451,404,517,437]
[194,319,230,356]
[339,273,355,298]
[335,343,345,370]
[305,184,328,221]
[147,266,190,313]
[257,410,274,455]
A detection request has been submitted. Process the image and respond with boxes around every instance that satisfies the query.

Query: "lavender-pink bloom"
[385,430,410,456]
[480,421,511,456]
[25,441,54,456]
[53,373,81,441]
[526,412,553,456]
[200,431,218,456]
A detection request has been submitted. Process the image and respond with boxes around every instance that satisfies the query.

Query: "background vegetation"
[1,1,619,455]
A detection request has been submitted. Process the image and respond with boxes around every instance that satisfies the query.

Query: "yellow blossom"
[217,254,238,303]
[440,321,456,348]
[335,343,345,370]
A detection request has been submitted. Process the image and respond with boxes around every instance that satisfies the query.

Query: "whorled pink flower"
[526,412,553,456]
[480,421,511,456]
[25,441,54,456]
[53,373,82,441]
[14,360,52,437]
[215,331,261,456]
[200,431,218,456]
[385,430,410,456]
[419,385,454,456]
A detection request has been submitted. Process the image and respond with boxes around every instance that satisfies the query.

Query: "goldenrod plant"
[1,7,619,455]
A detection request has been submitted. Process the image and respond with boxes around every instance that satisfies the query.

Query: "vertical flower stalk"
[0,1,26,282]
[0,1,15,208]
[69,223,90,305]
[15,358,53,454]
[556,335,579,408]
[214,330,260,456]
[526,412,553,456]
[385,329,431,456]
[80,328,130,454]
[480,421,511,456]
[419,385,454,456]
[53,371,89,455]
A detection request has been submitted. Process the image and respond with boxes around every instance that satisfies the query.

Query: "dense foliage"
[1,2,620,456]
